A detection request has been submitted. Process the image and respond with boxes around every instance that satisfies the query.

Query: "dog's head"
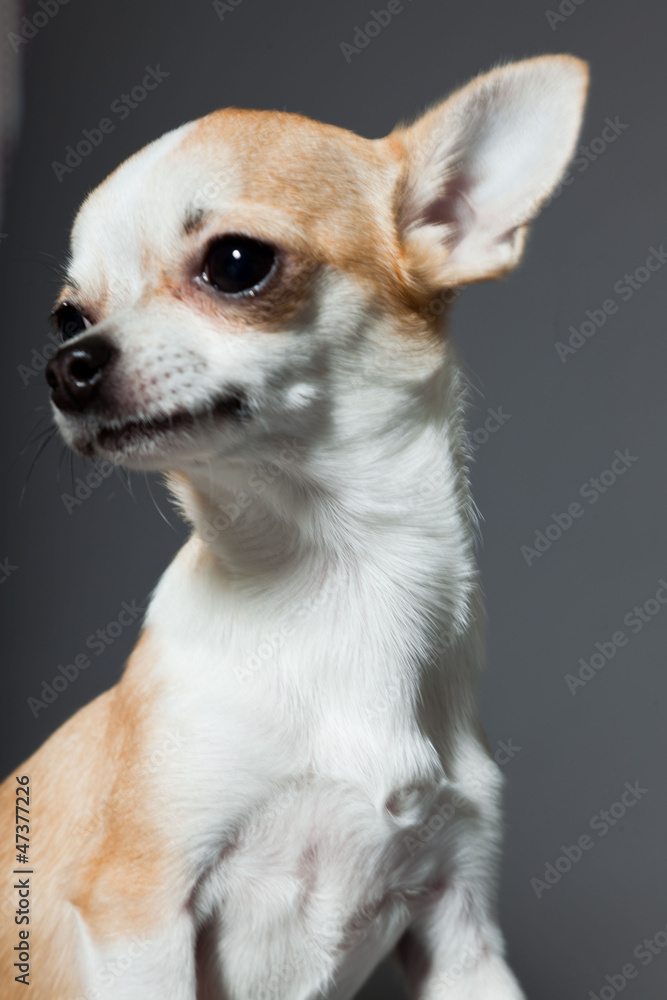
[46,56,587,476]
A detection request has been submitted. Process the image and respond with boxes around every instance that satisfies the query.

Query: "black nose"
[45,334,116,412]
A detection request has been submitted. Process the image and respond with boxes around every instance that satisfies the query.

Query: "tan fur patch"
[71,629,184,937]
[0,628,181,996]
[166,109,440,331]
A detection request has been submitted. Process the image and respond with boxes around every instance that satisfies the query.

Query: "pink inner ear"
[408,177,477,252]
[424,182,474,227]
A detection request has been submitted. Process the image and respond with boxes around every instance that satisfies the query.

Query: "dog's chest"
[194,771,449,998]
[149,542,466,994]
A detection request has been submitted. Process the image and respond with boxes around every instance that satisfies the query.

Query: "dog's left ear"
[389,55,589,286]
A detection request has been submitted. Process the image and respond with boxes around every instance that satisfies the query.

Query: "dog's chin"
[58,394,249,471]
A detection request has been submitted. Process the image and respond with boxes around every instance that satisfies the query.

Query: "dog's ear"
[390,55,589,286]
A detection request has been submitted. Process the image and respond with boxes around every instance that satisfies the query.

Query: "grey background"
[1,0,666,997]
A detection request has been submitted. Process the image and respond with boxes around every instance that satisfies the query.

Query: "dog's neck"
[143,340,483,774]
[168,340,477,611]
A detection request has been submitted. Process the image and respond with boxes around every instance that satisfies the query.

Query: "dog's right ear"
[389,55,589,288]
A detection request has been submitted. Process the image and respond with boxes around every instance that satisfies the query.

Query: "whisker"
[19,426,58,506]
[115,465,136,502]
[56,440,69,484]
[13,424,54,472]
[14,407,53,460]
[144,474,176,530]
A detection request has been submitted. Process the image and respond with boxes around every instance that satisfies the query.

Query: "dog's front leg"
[74,905,197,1000]
[398,891,526,1000]
[396,756,527,1000]
[69,822,198,1000]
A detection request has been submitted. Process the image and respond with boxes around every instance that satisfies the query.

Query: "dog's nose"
[45,334,116,412]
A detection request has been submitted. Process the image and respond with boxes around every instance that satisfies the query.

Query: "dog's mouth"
[83,392,249,456]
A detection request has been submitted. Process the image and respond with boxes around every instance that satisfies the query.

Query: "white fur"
[48,56,587,998]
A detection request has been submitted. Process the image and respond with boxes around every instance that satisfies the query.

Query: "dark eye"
[51,302,90,341]
[203,236,276,295]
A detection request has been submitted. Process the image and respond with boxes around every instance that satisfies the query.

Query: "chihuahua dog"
[1,55,587,999]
